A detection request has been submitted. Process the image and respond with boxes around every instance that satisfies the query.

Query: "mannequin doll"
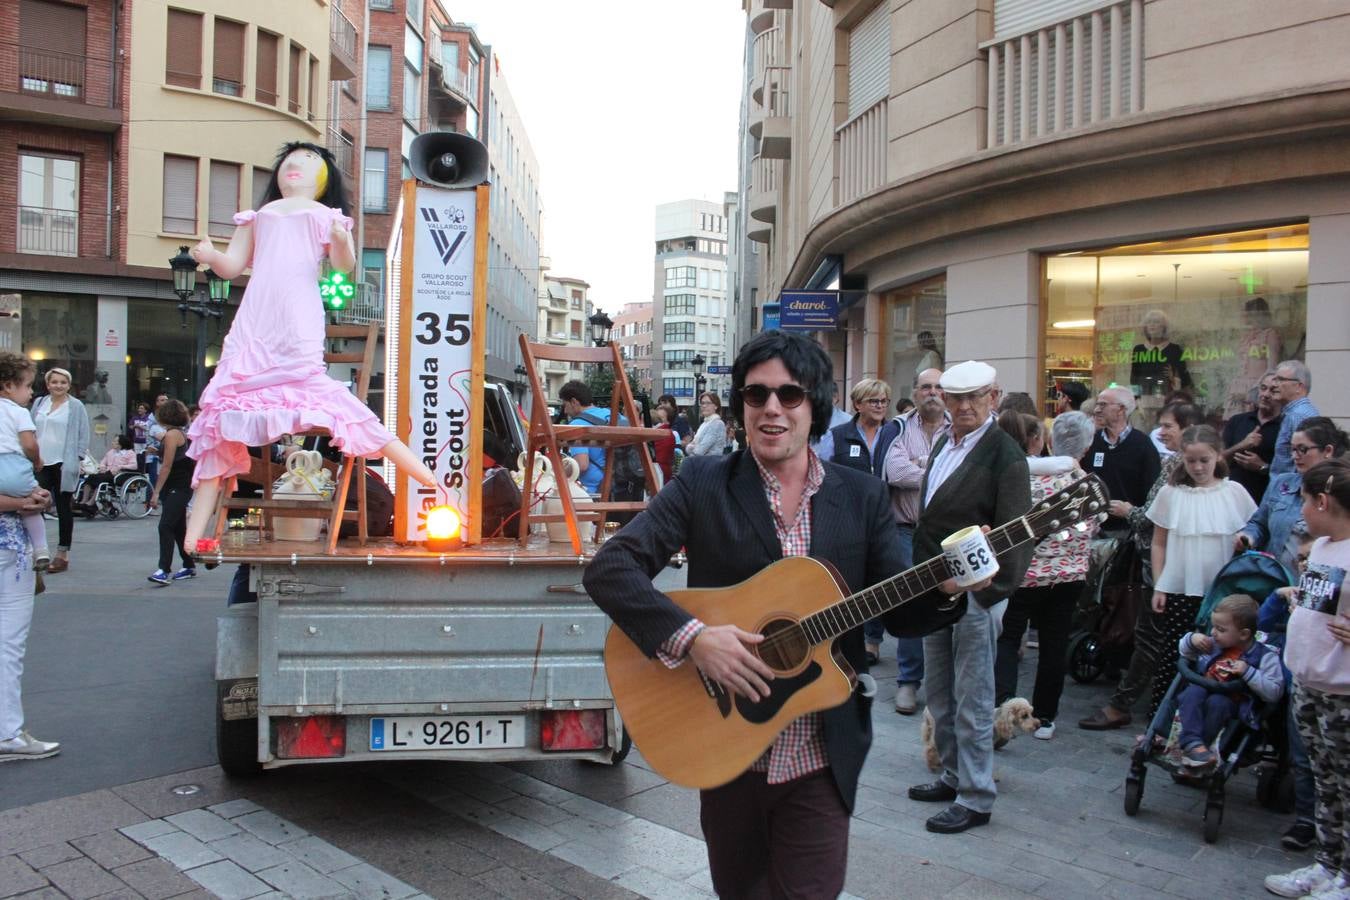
[183,142,435,551]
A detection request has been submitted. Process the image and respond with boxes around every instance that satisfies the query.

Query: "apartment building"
[612,301,655,396]
[742,0,1350,423]
[0,0,353,454]
[652,199,733,401]
[534,267,592,398]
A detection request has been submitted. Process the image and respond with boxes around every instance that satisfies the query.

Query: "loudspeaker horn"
[409,131,490,188]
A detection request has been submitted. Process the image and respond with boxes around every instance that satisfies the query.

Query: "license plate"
[369,716,526,751]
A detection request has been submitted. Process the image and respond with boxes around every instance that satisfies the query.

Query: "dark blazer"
[826,416,901,478]
[915,424,1033,609]
[584,450,911,812]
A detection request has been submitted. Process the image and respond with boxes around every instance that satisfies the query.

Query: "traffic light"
[319,270,355,311]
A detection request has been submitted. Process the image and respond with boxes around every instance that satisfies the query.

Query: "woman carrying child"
[0,354,49,572]
[1143,425,1256,716]
[1265,458,1350,899]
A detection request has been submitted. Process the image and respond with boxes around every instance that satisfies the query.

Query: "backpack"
[575,411,649,487]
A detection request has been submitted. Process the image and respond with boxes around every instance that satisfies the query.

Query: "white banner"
[403,186,477,539]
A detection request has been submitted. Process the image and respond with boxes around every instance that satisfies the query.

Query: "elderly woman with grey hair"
[993,411,1098,739]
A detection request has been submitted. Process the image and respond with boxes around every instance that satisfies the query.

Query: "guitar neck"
[798,519,1035,647]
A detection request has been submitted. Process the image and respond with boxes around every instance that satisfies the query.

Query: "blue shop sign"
[778,291,839,331]
[762,302,780,332]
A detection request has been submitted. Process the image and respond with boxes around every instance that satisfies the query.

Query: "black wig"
[256,141,351,216]
[730,330,835,438]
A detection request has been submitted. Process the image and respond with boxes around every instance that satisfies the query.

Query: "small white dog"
[920,697,1039,772]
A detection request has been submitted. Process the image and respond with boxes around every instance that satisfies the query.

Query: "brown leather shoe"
[46,558,68,574]
[1078,707,1131,730]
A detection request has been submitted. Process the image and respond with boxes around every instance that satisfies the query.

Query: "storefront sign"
[778,291,839,331]
[707,365,731,374]
[762,302,780,332]
[104,328,119,349]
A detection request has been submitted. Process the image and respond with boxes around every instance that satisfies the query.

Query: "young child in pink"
[0,354,49,571]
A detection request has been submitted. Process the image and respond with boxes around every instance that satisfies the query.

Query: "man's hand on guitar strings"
[689,625,775,701]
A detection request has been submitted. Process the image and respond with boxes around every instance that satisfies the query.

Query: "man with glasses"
[907,361,1033,834]
[1222,371,1284,502]
[585,331,928,898]
[879,368,951,714]
[1269,360,1319,477]
[1083,386,1160,534]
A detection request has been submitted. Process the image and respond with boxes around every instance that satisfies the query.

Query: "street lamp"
[588,310,613,347]
[168,246,231,398]
[691,353,706,400]
[513,363,527,396]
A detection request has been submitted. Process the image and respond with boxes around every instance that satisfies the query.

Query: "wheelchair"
[74,470,153,519]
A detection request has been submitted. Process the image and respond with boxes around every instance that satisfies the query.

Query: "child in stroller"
[1173,594,1283,770]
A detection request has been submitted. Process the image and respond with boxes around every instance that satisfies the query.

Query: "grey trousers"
[924,598,1006,814]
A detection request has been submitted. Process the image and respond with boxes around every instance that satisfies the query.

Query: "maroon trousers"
[699,769,850,900]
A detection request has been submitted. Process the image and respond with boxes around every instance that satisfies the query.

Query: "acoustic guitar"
[603,473,1109,789]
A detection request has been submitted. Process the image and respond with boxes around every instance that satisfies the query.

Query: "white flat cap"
[940,360,997,394]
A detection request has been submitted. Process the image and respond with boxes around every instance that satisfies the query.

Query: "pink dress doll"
[183,143,434,550]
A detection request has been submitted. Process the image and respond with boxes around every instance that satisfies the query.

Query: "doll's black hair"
[256,141,351,215]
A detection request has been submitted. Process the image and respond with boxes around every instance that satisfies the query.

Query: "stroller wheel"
[1124,774,1144,816]
[1067,631,1104,684]
[1203,798,1224,843]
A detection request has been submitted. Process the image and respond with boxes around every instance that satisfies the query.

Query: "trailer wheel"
[610,727,632,764]
[216,682,262,777]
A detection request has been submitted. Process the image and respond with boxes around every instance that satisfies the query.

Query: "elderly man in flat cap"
[907,360,1033,833]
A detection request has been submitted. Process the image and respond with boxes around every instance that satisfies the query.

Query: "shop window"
[882,276,947,395]
[165,8,203,89]
[21,294,97,400]
[1043,224,1308,424]
[162,155,198,234]
[212,18,244,96]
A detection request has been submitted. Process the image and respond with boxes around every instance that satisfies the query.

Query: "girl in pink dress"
[183,143,434,550]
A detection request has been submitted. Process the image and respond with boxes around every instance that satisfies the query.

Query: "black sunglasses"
[738,383,808,408]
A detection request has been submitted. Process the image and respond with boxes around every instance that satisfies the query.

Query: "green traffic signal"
[319,270,356,310]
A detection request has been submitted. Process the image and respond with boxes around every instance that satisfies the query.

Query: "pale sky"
[448,0,745,314]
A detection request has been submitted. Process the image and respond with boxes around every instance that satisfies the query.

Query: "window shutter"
[366,47,391,109]
[162,155,198,234]
[20,0,86,55]
[208,162,240,238]
[165,9,203,89]
[255,31,278,105]
[994,0,1102,39]
[847,2,890,119]
[288,43,303,114]
[212,18,244,94]
[252,168,271,208]
[308,55,319,120]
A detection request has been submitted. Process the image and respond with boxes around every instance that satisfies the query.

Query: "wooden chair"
[516,333,667,554]
[210,322,378,553]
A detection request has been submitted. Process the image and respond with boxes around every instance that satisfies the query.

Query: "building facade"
[652,199,733,401]
[0,0,351,456]
[742,0,1350,424]
[534,266,592,399]
[612,301,655,396]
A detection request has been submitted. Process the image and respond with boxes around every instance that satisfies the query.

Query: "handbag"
[79,452,99,476]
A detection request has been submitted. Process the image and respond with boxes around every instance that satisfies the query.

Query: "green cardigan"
[915,424,1033,608]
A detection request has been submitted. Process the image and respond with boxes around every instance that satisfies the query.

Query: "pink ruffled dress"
[187,204,392,484]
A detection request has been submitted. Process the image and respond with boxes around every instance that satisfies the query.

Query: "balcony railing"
[1,43,122,116]
[752,25,786,90]
[836,99,887,206]
[983,0,1143,149]
[17,206,79,257]
[331,279,384,326]
[330,3,358,81]
[326,128,355,179]
[436,63,479,106]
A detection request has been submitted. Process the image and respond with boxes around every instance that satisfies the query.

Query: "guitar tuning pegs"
[1049,519,1061,530]
[1088,501,1101,511]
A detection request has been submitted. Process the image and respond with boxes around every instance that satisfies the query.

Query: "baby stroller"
[1066,536,1146,684]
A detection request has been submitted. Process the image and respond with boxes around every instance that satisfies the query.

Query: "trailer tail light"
[540,709,606,752]
[274,716,346,759]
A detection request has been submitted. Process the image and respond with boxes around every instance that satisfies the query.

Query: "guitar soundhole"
[757,618,810,672]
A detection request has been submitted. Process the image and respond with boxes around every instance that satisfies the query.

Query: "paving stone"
[109,768,235,821]
[614,865,714,899]
[232,810,309,846]
[10,890,68,900]
[497,794,578,827]
[40,857,128,900]
[254,860,349,899]
[183,860,272,900]
[109,858,199,900]
[208,800,263,820]
[328,862,421,899]
[205,832,292,874]
[17,842,82,869]
[557,793,634,828]
[471,866,570,900]
[0,791,149,857]
[277,835,361,875]
[481,812,570,853]
[549,839,637,880]
[117,821,179,845]
[0,855,48,897]
[164,809,241,843]
[139,831,222,871]
[70,832,152,869]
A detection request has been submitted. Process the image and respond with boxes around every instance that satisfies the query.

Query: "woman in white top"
[686,392,726,458]
[31,368,90,574]
[1143,424,1256,716]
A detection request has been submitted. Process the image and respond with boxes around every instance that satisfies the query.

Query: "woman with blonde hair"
[32,367,90,574]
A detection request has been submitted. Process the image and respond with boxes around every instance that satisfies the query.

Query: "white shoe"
[1033,720,1055,740]
[1265,863,1337,898]
[894,684,918,715]
[1308,875,1350,900]
[0,731,61,762]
